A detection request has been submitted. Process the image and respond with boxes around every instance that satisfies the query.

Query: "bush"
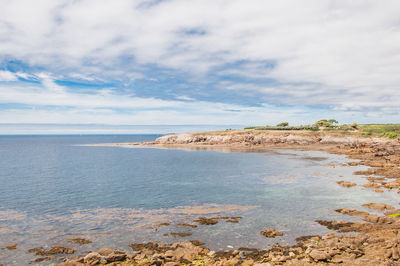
[315,120,332,127]
[351,123,358,128]
[276,122,289,127]
[381,132,399,139]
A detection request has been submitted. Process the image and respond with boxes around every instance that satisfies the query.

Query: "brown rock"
[84,252,102,265]
[193,217,219,225]
[68,238,92,245]
[32,256,54,263]
[163,232,192,237]
[335,208,369,217]
[362,203,395,211]
[5,244,17,250]
[97,248,113,256]
[189,240,205,246]
[337,180,356,187]
[177,223,197,228]
[28,246,75,256]
[309,250,331,261]
[393,247,400,260]
[260,228,283,238]
[104,252,127,262]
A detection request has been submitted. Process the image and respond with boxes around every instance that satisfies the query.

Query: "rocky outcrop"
[151,130,400,149]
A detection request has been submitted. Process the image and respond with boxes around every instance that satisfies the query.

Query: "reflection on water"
[0,135,399,265]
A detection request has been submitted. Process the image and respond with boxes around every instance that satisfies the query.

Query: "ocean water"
[0,135,399,265]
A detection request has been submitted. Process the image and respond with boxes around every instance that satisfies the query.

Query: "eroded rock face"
[260,228,284,238]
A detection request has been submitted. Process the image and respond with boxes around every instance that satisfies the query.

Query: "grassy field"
[358,124,400,138]
[244,124,400,139]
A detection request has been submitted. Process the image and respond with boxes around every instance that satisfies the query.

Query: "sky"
[1,0,400,130]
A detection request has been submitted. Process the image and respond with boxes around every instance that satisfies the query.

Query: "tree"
[277,122,289,127]
[315,120,332,127]
[328,119,338,124]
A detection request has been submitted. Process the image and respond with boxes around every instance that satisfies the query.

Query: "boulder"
[260,228,283,238]
[309,250,331,261]
[83,252,102,265]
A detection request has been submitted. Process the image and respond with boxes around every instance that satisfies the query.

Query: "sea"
[0,134,399,265]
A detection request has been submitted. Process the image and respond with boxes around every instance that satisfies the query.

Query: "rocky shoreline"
[11,130,400,265]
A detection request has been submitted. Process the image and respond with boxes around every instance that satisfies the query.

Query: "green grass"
[358,124,400,138]
[244,126,318,131]
[244,123,400,139]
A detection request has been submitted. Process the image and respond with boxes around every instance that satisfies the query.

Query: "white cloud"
[0,70,18,81]
[1,0,400,121]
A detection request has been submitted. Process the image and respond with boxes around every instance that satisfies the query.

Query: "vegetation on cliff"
[244,121,400,139]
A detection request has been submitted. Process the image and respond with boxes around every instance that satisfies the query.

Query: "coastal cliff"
[149,130,400,153]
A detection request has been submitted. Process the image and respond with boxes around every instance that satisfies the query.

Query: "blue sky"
[0,0,400,128]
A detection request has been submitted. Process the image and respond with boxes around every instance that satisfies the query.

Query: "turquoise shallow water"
[0,135,399,265]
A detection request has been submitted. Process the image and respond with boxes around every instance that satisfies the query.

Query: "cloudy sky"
[1,0,399,128]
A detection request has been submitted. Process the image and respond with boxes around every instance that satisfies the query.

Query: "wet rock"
[363,182,381,188]
[5,244,17,250]
[260,228,283,238]
[316,220,373,233]
[104,251,127,262]
[32,256,54,263]
[189,240,205,246]
[176,223,197,228]
[28,246,75,256]
[337,180,357,187]
[155,222,170,227]
[163,232,192,237]
[295,235,321,242]
[362,203,395,211]
[97,248,113,256]
[83,252,101,265]
[335,208,370,217]
[130,242,168,253]
[193,217,218,225]
[68,238,92,245]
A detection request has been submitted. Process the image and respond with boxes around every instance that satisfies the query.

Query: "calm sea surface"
[0,135,398,265]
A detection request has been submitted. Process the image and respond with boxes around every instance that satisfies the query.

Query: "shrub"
[381,132,399,139]
[351,123,358,128]
[276,122,289,127]
[315,120,332,127]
